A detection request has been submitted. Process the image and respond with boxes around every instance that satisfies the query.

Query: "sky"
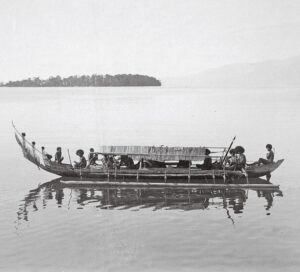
[0,0,299,81]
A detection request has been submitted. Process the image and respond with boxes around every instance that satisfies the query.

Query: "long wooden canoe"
[13,124,284,183]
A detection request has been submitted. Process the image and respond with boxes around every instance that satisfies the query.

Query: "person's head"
[90,148,94,152]
[205,149,211,155]
[21,132,26,137]
[235,146,245,154]
[41,146,45,150]
[76,149,84,157]
[32,141,36,146]
[266,144,272,151]
[229,148,236,155]
[57,147,61,151]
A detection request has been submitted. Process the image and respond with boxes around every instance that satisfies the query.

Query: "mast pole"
[221,136,236,166]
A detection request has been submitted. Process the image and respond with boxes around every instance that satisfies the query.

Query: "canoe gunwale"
[40,160,284,180]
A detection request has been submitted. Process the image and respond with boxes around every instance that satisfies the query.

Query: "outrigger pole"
[221,136,236,165]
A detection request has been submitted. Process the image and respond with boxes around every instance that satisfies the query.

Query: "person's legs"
[258,158,269,165]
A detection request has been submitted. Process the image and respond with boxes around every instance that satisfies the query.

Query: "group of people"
[51,147,137,169]
[225,144,274,170]
[224,146,247,170]
[42,143,275,171]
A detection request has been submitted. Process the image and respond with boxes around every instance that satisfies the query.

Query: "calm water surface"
[0,87,299,271]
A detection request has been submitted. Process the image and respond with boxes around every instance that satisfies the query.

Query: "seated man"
[256,144,274,165]
[41,146,52,160]
[54,147,64,164]
[225,148,237,170]
[74,149,87,169]
[196,149,212,170]
[235,146,246,170]
[87,148,98,166]
[120,155,135,169]
[177,160,190,168]
[144,159,166,168]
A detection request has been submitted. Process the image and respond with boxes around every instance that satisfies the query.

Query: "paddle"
[221,136,236,166]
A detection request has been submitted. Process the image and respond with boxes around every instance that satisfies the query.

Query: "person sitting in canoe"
[252,144,274,165]
[54,147,64,164]
[41,146,52,160]
[177,160,190,168]
[87,148,98,166]
[113,156,121,169]
[225,148,237,169]
[120,155,135,169]
[144,159,166,168]
[235,146,246,170]
[74,149,87,169]
[196,149,212,170]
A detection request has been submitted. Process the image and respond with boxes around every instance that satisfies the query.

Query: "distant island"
[0,74,161,87]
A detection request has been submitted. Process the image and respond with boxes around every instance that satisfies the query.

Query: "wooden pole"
[221,136,236,165]
[188,162,191,183]
[164,168,167,183]
[242,168,249,184]
[67,149,72,167]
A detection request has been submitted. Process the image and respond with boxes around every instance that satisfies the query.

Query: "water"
[0,87,299,271]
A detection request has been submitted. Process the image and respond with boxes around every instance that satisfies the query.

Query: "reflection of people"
[55,147,64,164]
[74,149,87,168]
[196,149,212,170]
[257,190,274,211]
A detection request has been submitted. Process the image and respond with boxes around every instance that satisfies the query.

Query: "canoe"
[13,124,284,183]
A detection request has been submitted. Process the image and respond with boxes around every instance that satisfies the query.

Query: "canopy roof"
[97,145,210,161]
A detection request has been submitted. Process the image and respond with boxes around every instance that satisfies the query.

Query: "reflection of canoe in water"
[13,124,283,184]
[17,177,282,221]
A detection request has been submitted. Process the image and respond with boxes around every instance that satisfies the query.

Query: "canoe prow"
[246,159,284,178]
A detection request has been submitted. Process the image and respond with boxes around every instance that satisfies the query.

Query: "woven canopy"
[97,145,207,161]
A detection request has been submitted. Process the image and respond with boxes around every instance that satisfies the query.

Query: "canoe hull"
[40,159,284,181]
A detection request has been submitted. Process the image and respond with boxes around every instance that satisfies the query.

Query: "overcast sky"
[0,0,299,81]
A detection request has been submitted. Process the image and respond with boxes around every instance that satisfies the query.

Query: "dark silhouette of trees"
[2,74,161,87]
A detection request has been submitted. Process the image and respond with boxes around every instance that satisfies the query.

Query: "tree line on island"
[0,74,161,87]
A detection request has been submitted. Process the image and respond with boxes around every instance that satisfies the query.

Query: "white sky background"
[0,0,299,81]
